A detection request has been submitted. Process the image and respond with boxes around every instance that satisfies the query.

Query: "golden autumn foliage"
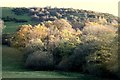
[83,22,116,36]
[10,19,82,50]
[8,19,118,76]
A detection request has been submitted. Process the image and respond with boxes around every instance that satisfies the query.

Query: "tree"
[10,19,82,71]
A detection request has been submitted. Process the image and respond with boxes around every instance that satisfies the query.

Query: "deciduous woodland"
[1,7,119,79]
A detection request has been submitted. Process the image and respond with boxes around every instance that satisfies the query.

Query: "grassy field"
[3,21,37,33]
[2,7,38,33]
[2,8,30,20]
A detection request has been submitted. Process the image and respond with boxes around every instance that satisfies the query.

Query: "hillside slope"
[1,7,118,33]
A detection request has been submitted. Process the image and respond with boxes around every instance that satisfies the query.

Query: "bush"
[82,22,116,36]
[52,41,75,70]
[23,43,44,61]
[56,53,85,72]
[56,56,73,71]
[2,33,12,46]
[25,50,54,70]
[73,33,118,76]
[12,8,29,15]
[52,39,80,68]
[10,18,118,77]
[70,40,99,72]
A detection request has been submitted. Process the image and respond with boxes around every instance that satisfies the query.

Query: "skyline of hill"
[0,0,119,16]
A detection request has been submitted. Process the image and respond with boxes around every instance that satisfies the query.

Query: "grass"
[3,22,24,33]
[2,71,100,78]
[2,7,30,20]
[2,7,38,33]
[3,21,37,33]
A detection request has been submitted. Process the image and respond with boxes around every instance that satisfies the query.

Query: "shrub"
[82,22,116,36]
[2,33,12,46]
[12,8,29,15]
[73,33,118,76]
[56,56,73,71]
[86,34,118,76]
[9,19,82,71]
[52,41,75,68]
[56,52,85,72]
[10,19,81,49]
[71,40,99,72]
[10,24,48,49]
[23,42,44,61]
[25,50,54,70]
